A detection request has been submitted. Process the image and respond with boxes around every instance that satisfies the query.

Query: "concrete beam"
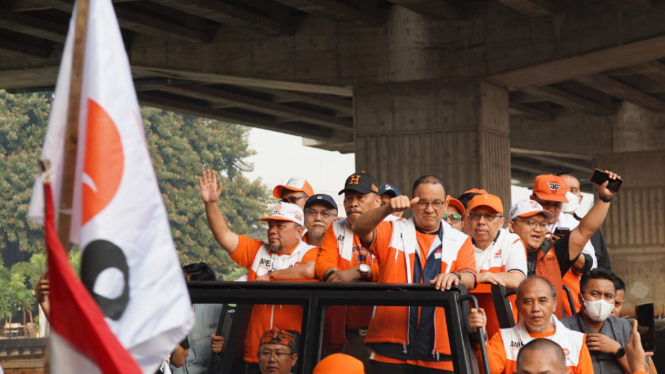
[576,73,665,113]
[494,0,556,17]
[631,60,665,86]
[138,91,334,140]
[385,0,465,20]
[252,88,352,114]
[158,84,354,131]
[509,101,552,120]
[275,0,381,26]
[523,86,614,116]
[0,31,50,58]
[606,0,652,11]
[0,10,67,43]
[148,0,294,36]
[488,35,665,90]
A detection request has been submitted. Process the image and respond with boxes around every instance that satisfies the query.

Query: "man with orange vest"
[199,169,319,373]
[467,276,594,374]
[315,172,382,371]
[353,175,477,373]
[466,194,527,336]
[530,174,596,316]
[507,170,620,319]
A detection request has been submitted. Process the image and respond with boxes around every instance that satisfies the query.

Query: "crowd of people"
[36,168,657,374]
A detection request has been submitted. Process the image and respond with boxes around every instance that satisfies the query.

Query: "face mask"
[582,297,614,322]
[562,192,580,213]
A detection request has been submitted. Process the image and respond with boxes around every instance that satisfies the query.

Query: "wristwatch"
[358,264,371,280]
[615,346,626,359]
[599,194,615,203]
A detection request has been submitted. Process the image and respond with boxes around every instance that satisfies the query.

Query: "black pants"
[371,361,453,374]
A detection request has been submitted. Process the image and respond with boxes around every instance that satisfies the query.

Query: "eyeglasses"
[468,213,503,222]
[443,213,462,224]
[415,200,445,210]
[512,219,548,230]
[304,209,336,219]
[259,351,294,360]
[281,196,307,204]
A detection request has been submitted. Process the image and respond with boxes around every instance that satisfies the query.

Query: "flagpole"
[57,0,91,251]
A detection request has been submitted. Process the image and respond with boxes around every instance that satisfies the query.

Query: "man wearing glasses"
[273,177,315,210]
[466,193,527,336]
[508,171,620,319]
[352,175,477,374]
[302,194,338,248]
[444,196,464,231]
[257,327,299,374]
[315,172,382,371]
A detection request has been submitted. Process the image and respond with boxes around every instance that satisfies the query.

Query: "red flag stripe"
[45,181,142,373]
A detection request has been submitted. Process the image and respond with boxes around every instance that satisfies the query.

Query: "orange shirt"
[229,235,318,363]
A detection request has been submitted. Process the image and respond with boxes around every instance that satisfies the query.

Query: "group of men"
[193,167,654,374]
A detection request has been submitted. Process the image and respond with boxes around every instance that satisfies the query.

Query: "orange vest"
[366,218,476,362]
[562,269,583,317]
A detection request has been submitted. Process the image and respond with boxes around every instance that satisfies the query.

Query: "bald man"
[516,339,571,374]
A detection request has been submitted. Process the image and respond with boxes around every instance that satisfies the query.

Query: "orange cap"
[464,188,488,195]
[532,175,569,203]
[313,353,363,374]
[446,195,465,216]
[272,177,315,198]
[467,194,504,215]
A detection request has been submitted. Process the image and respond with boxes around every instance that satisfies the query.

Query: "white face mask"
[582,297,614,322]
[562,192,580,213]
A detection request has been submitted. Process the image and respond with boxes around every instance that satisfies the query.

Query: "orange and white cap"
[467,194,504,215]
[446,195,465,215]
[508,199,554,221]
[532,175,569,203]
[272,177,315,198]
[259,202,304,226]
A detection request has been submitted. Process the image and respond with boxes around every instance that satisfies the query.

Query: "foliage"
[0,91,51,258]
[0,257,34,323]
[0,91,269,283]
[142,108,269,279]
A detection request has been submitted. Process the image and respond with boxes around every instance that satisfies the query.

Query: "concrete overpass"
[1,0,664,311]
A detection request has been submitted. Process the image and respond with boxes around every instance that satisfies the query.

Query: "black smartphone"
[590,169,623,192]
[553,227,570,237]
[636,302,656,352]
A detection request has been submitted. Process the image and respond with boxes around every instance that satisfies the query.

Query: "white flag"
[28,0,193,371]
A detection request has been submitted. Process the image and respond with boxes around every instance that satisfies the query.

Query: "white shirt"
[548,212,597,269]
[473,228,527,277]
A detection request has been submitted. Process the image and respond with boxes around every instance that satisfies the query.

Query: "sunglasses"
[443,213,462,224]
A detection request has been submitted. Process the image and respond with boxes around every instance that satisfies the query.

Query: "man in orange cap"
[457,188,488,235]
[314,353,364,374]
[198,169,319,371]
[466,194,527,336]
[257,327,299,374]
[273,177,315,210]
[444,196,464,231]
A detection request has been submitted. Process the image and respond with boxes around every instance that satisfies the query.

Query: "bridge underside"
[2,0,665,310]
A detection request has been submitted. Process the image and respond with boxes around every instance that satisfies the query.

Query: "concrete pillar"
[354,80,511,205]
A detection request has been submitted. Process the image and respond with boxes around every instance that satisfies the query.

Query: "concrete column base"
[354,80,511,205]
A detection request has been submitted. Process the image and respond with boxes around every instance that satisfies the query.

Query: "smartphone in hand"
[636,302,656,352]
[590,169,623,192]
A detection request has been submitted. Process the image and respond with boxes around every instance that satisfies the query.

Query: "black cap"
[304,194,338,211]
[378,183,402,197]
[338,172,379,195]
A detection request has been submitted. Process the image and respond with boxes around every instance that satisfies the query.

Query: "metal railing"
[188,281,490,374]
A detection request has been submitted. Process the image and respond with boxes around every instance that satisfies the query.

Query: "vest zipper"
[403,342,407,354]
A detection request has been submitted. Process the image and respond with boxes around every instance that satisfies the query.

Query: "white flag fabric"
[28,0,193,371]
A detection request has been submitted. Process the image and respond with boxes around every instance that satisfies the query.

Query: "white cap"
[562,192,580,214]
[508,199,554,221]
[260,202,304,226]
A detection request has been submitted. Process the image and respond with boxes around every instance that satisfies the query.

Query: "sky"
[245,128,594,216]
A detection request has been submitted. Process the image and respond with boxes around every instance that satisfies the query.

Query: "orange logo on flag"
[82,99,124,225]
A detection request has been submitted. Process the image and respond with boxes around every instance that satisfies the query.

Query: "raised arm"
[199,169,239,255]
[352,195,418,243]
[567,170,620,261]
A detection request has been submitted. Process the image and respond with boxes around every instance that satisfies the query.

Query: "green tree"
[0,91,51,264]
[142,108,269,279]
[0,91,270,281]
